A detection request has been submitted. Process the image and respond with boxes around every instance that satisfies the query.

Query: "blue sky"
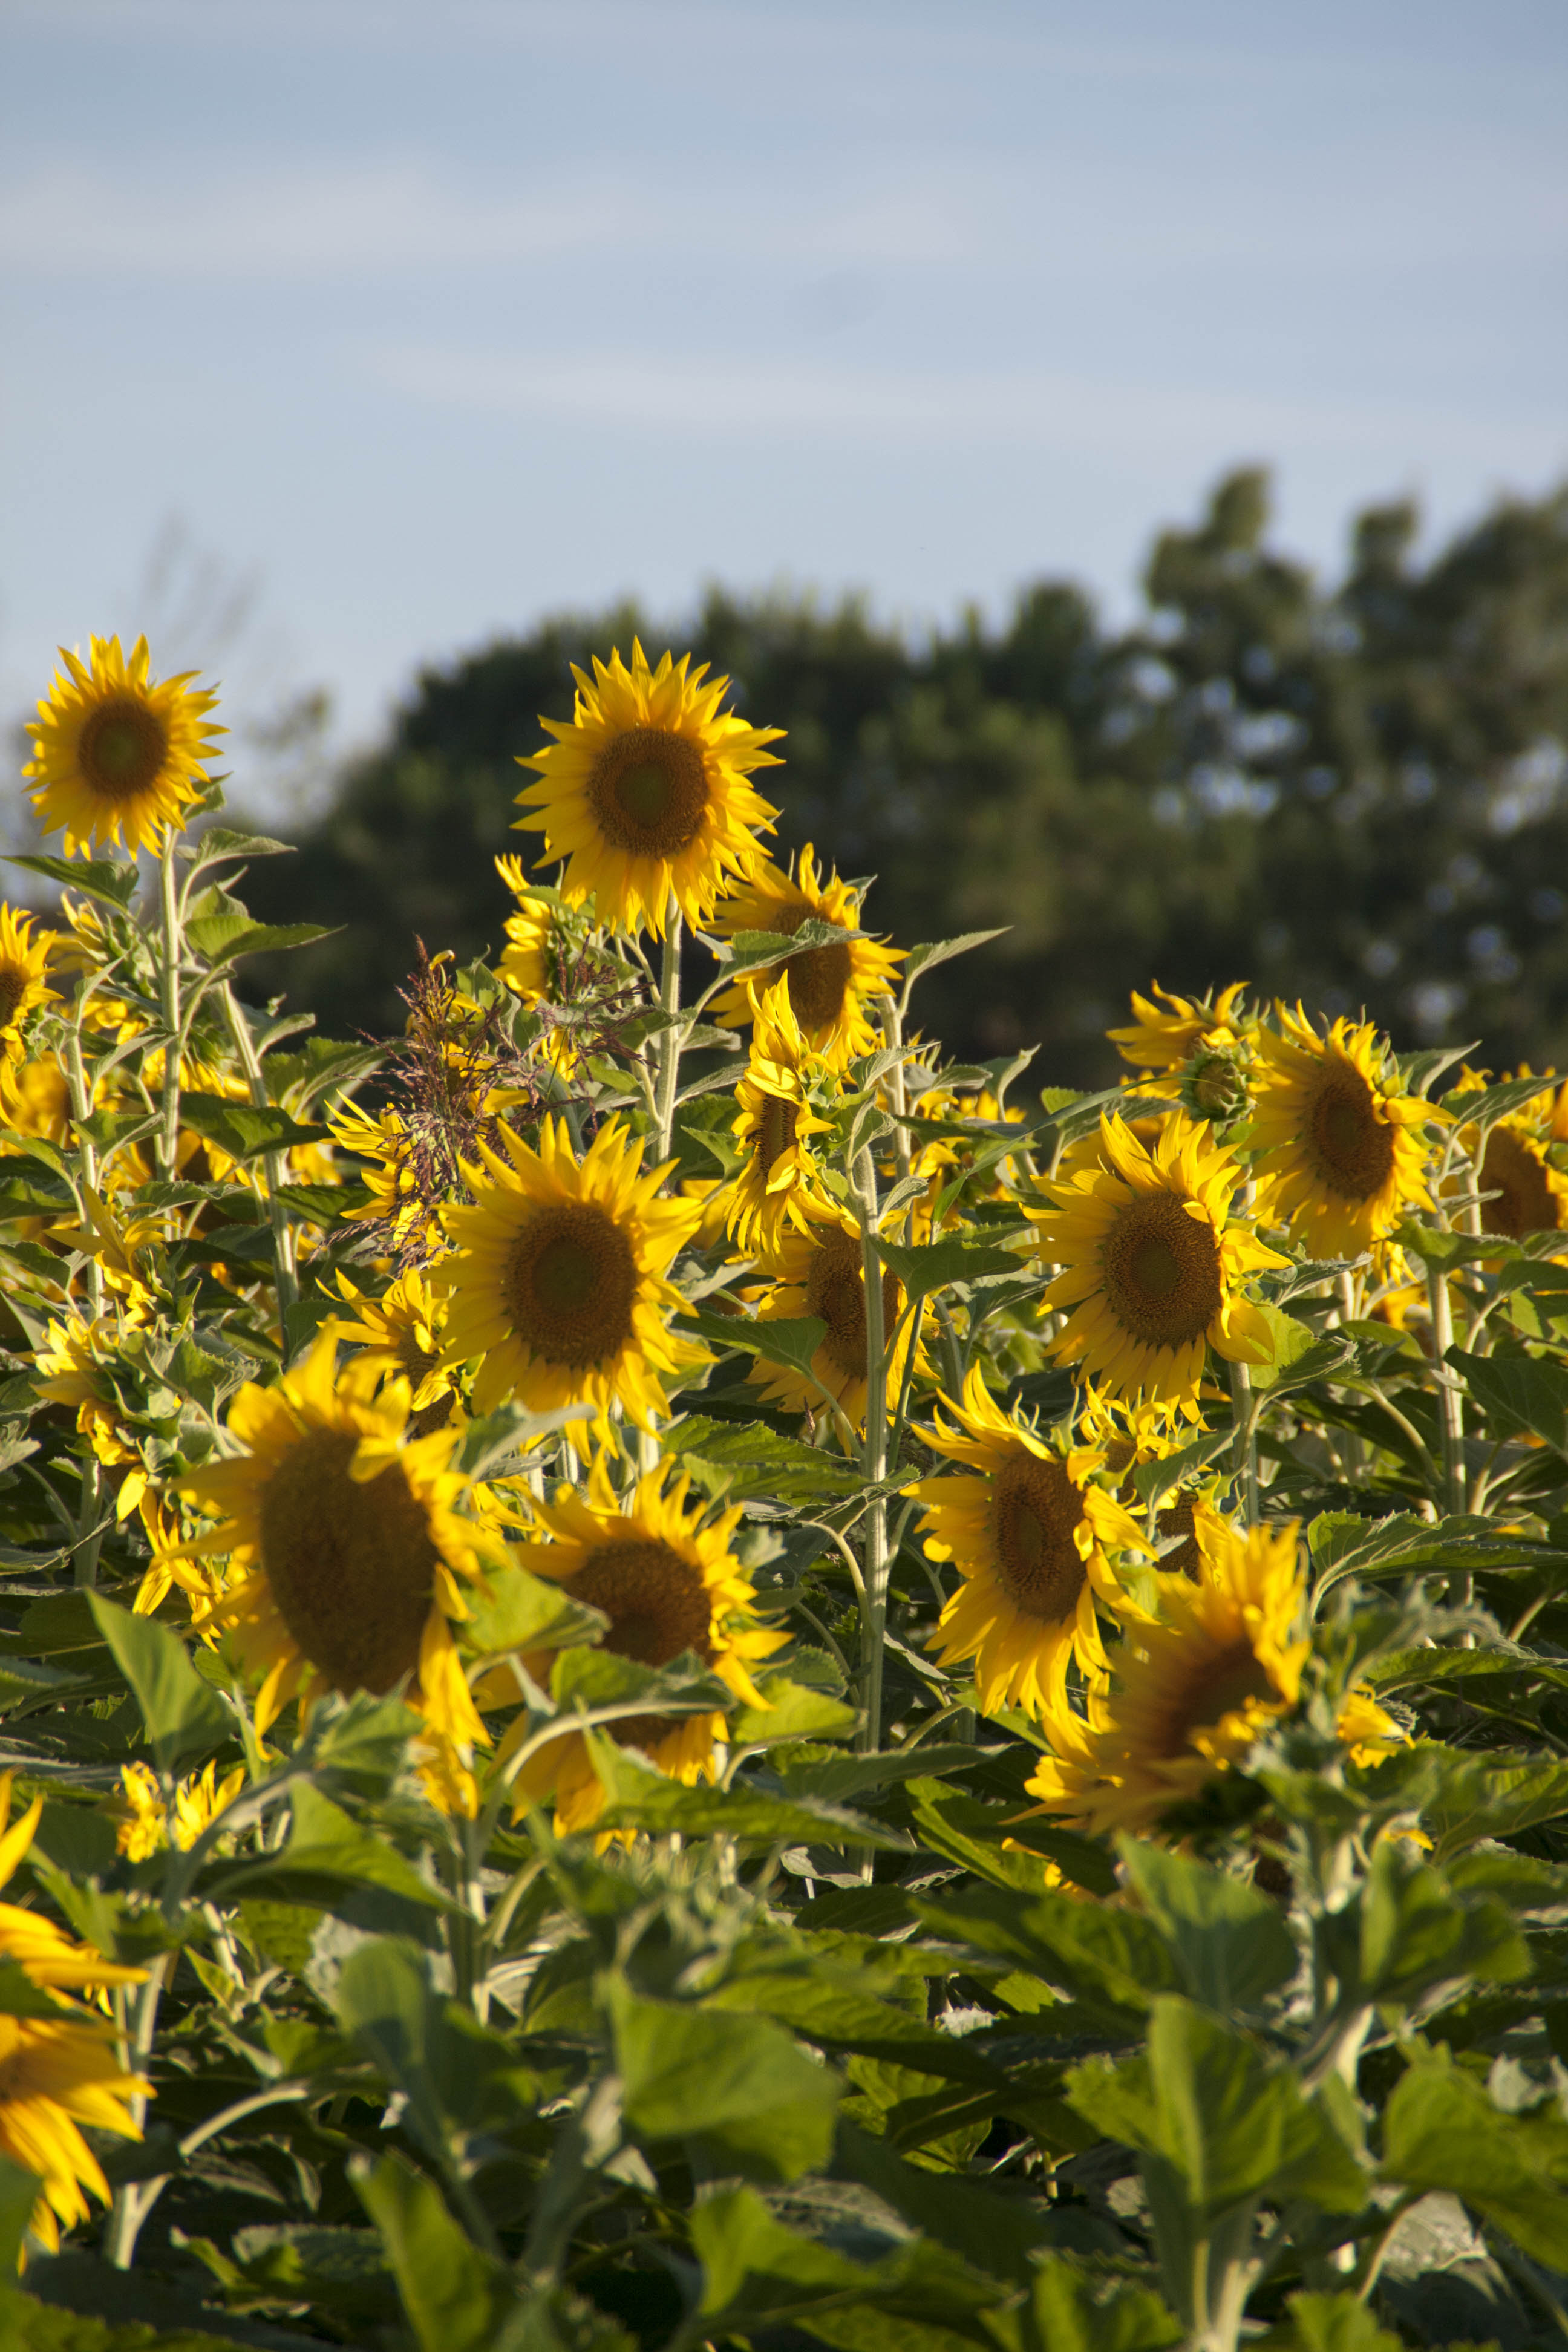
[2,0,1564,794]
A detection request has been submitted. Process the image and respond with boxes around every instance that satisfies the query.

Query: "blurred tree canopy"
[244,469,1568,1086]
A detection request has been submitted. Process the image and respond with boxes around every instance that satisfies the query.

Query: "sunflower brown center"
[1099,1192,1223,1349]
[803,1228,902,1380]
[1480,1128,1560,1239]
[564,1538,715,1754]
[0,968,29,1028]
[782,911,854,1034]
[757,1094,799,1180]
[587,726,709,857]
[258,1428,436,1696]
[1156,1495,1201,1579]
[990,1453,1086,1622]
[77,697,169,802]
[1154,1636,1276,1758]
[1307,1066,1394,1201]
[502,1203,638,1367]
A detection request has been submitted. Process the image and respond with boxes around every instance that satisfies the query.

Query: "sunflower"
[1031,1110,1282,1407]
[1446,1074,1568,1243]
[727,978,837,1256]
[1247,1007,1437,1258]
[112,1759,245,1861]
[326,1097,431,1255]
[746,1206,920,1432]
[1107,981,1248,1076]
[437,1115,705,1428]
[0,1055,74,1147]
[0,907,60,1059]
[906,1368,1150,1719]
[0,1778,149,2258]
[33,1310,149,1517]
[1337,1688,1408,1768]
[514,640,782,936]
[178,1333,493,1744]
[505,1459,786,1833]
[493,857,603,1074]
[1020,1515,1307,1835]
[330,1266,454,1432]
[24,634,223,858]
[710,847,905,1068]
[903,1083,1028,1240]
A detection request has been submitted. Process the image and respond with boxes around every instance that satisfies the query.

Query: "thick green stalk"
[855,1145,889,1756]
[653,904,684,1171]
[157,831,182,1179]
[105,1947,174,2266]
[1229,1356,1259,1526]
[222,984,298,1335]
[1426,1259,1466,1518]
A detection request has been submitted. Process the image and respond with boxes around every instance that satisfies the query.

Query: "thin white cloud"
[0,165,632,278]
[372,342,1568,471]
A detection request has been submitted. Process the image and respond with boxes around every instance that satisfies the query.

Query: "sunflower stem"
[1228,1356,1259,1526]
[221,983,298,1342]
[156,829,183,1180]
[654,902,684,1173]
[105,1947,174,2268]
[855,1146,890,1762]
[1426,1258,1466,1519]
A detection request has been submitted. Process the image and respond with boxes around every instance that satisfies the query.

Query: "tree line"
[243,468,1568,1086]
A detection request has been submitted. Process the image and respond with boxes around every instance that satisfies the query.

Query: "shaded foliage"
[245,472,1568,1082]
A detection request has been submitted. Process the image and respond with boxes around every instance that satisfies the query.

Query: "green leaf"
[710,1964,1003,2085]
[5,851,139,908]
[678,1308,828,1382]
[875,1235,1026,1298]
[774,1742,978,1806]
[0,1961,77,2020]
[457,1562,605,1659]
[908,1778,1118,1897]
[1259,2293,1405,2352]
[1016,2257,1183,2352]
[180,825,296,871]
[833,2119,1054,2289]
[184,914,336,964]
[727,1669,860,1748]
[84,1593,227,1770]
[176,1091,328,1161]
[1448,1345,1568,1452]
[663,1413,861,1504]
[691,2183,1002,2340]
[611,1981,840,2183]
[1380,2053,1568,2267]
[1353,1837,1529,2004]
[584,1736,903,1851]
[1439,1073,1558,1128]
[1249,1322,1357,1396]
[1067,1997,1365,2233]
[0,2155,40,2283]
[913,1878,1174,2025]
[1310,1509,1568,1596]
[211,1784,448,1916]
[1116,1839,1298,2013]
[351,2152,518,2352]
[1417,1750,1568,1861]
[898,931,1009,996]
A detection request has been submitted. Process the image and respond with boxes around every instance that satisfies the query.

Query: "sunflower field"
[1,632,1567,2352]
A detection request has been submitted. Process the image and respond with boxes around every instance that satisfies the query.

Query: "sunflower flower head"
[514,641,782,937]
[437,1114,707,1430]
[727,977,838,1256]
[503,1456,786,1835]
[0,907,62,1060]
[24,635,223,858]
[1247,1006,1439,1258]
[1021,1513,1308,1835]
[1031,1109,1284,1408]
[710,846,904,1068]
[746,1204,923,1433]
[906,1367,1151,1720]
[330,1265,454,1431]
[1451,1070,1568,1243]
[178,1332,495,1745]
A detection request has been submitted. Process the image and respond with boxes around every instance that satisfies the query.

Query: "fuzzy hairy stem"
[156,832,183,1180]
[222,984,298,1334]
[855,1145,890,1759]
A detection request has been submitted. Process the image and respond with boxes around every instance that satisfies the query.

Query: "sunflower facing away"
[24,634,223,858]
[439,1115,706,1428]
[514,640,782,936]
[746,1206,916,1432]
[906,1368,1149,1719]
[0,1776,148,2256]
[0,907,60,1059]
[710,846,906,1068]
[727,978,837,1256]
[1031,1110,1282,1407]
[504,1459,786,1834]
[180,1332,491,1745]
[1247,1007,1437,1258]
[330,1266,454,1433]
[1448,1073,1568,1242]
[1021,1513,1307,1834]
[1106,981,1249,1077]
